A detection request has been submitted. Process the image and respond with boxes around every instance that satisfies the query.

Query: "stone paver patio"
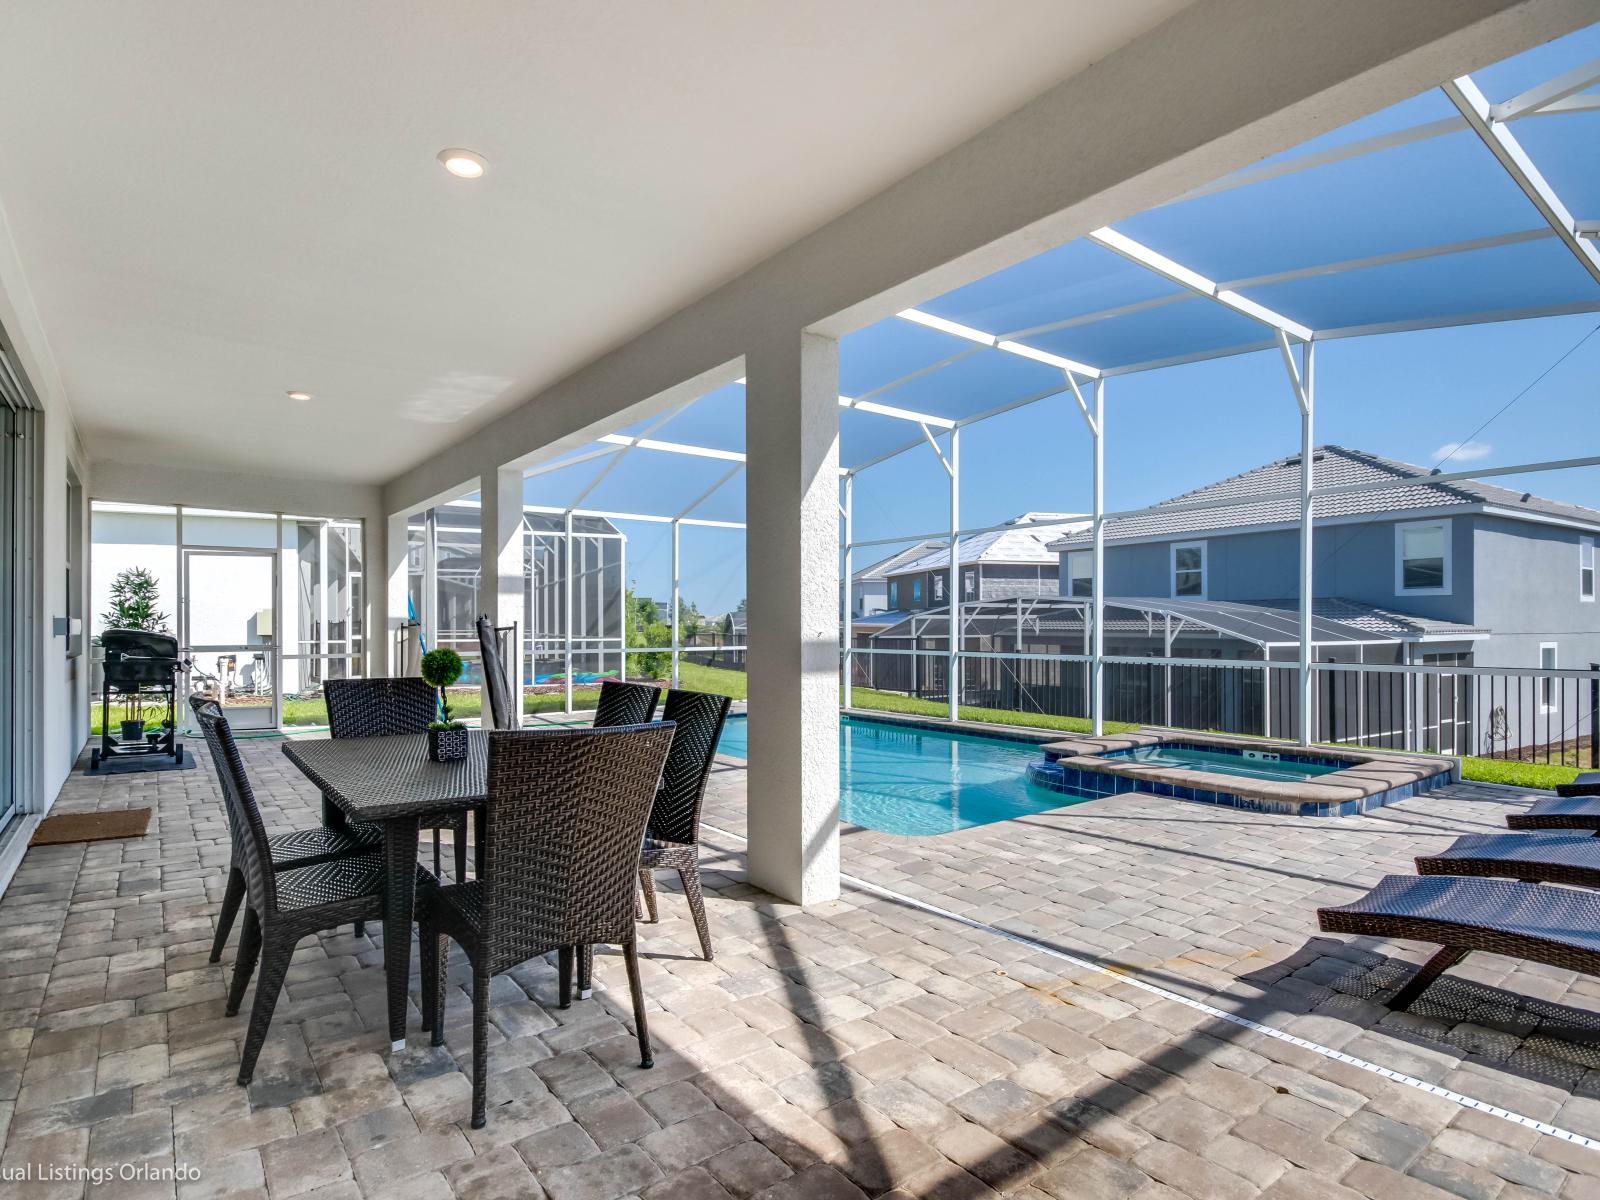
[5,730,1600,1199]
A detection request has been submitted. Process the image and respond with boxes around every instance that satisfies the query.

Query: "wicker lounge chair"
[1557,772,1600,798]
[1416,832,1600,887]
[1318,873,1600,1010]
[325,677,471,880]
[593,679,660,727]
[193,697,433,1085]
[1506,792,1600,830]
[420,722,675,1128]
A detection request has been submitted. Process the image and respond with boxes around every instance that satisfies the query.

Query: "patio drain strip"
[700,821,1600,1153]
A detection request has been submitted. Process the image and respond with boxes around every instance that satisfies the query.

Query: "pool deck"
[1033,730,1457,818]
[5,729,1600,1199]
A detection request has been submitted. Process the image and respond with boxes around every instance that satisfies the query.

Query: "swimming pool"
[1103,743,1342,782]
[715,714,1079,836]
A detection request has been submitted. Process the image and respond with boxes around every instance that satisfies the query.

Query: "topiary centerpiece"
[421,647,468,762]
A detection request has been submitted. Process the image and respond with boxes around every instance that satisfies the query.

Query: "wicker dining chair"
[476,615,518,731]
[636,689,732,961]
[419,722,676,1128]
[324,677,471,880]
[192,697,434,1086]
[593,679,660,727]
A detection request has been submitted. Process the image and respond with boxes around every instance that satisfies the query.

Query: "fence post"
[1591,663,1598,769]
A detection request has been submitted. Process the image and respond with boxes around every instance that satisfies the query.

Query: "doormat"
[30,808,152,846]
[85,750,196,776]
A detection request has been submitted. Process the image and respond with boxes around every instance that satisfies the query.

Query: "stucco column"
[385,511,412,676]
[744,330,841,906]
[479,465,525,726]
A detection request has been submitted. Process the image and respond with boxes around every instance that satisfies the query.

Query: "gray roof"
[870,595,1485,648]
[852,542,943,583]
[1050,446,1600,548]
[890,513,1086,575]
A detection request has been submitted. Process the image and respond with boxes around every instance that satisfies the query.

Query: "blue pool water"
[1104,742,1342,782]
[715,714,1080,836]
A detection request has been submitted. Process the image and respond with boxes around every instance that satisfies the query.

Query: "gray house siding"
[1068,518,1479,624]
[1470,515,1600,672]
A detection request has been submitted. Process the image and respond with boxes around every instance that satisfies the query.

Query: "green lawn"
[847,688,1137,736]
[1459,757,1581,789]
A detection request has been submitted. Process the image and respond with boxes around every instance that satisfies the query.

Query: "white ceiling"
[0,1,1191,484]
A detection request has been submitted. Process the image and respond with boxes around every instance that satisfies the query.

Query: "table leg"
[383,816,420,1050]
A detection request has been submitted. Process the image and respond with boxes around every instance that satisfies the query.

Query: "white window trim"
[1170,540,1207,600]
[1581,536,1595,603]
[1539,642,1558,712]
[1393,519,1452,597]
[1066,550,1093,598]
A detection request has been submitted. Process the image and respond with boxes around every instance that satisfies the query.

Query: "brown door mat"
[30,808,152,846]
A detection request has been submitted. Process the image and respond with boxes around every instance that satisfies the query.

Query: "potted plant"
[421,647,468,762]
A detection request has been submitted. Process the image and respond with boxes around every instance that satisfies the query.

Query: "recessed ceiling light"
[437,148,487,179]
[286,391,312,402]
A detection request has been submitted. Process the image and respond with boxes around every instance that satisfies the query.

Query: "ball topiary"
[420,647,465,727]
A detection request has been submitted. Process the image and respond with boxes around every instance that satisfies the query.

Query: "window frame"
[1539,642,1558,711]
[889,580,898,611]
[911,578,922,607]
[1170,540,1207,600]
[1066,550,1093,598]
[1393,519,1452,597]
[1582,536,1595,603]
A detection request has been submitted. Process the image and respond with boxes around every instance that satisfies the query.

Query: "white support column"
[422,509,438,652]
[479,465,525,727]
[1292,340,1316,745]
[670,519,681,689]
[745,330,841,906]
[1091,379,1105,737]
[841,474,853,711]
[385,511,410,676]
[947,427,961,722]
[563,509,575,714]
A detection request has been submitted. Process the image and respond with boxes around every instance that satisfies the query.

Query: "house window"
[933,573,944,602]
[1395,520,1451,595]
[963,569,976,600]
[1582,537,1595,602]
[1171,541,1206,598]
[912,578,922,606]
[1540,643,1558,711]
[889,581,898,610]
[1067,551,1092,598]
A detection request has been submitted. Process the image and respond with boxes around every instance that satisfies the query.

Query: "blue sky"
[514,23,1600,619]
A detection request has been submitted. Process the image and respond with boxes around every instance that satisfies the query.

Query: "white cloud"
[1432,440,1492,463]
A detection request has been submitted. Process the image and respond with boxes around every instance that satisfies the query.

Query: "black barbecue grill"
[93,629,185,769]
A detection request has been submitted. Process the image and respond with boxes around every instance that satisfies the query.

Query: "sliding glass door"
[0,399,24,829]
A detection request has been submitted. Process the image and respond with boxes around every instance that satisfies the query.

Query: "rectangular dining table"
[282,730,488,1049]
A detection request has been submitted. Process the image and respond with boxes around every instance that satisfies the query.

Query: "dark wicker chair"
[637,689,732,962]
[1507,792,1600,829]
[419,722,676,1128]
[192,697,433,1085]
[593,680,660,727]
[325,677,471,880]
[476,615,517,732]
[1416,832,1600,887]
[1317,873,1600,1010]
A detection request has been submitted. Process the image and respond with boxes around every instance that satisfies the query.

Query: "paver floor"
[3,730,1600,1199]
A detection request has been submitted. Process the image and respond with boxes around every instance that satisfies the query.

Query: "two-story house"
[1047,446,1600,677]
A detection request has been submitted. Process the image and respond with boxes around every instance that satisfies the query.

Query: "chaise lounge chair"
[1416,832,1600,888]
[1317,874,1600,1010]
[1558,772,1600,798]
[1506,790,1600,830]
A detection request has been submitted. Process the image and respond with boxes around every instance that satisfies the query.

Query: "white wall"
[0,192,92,893]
